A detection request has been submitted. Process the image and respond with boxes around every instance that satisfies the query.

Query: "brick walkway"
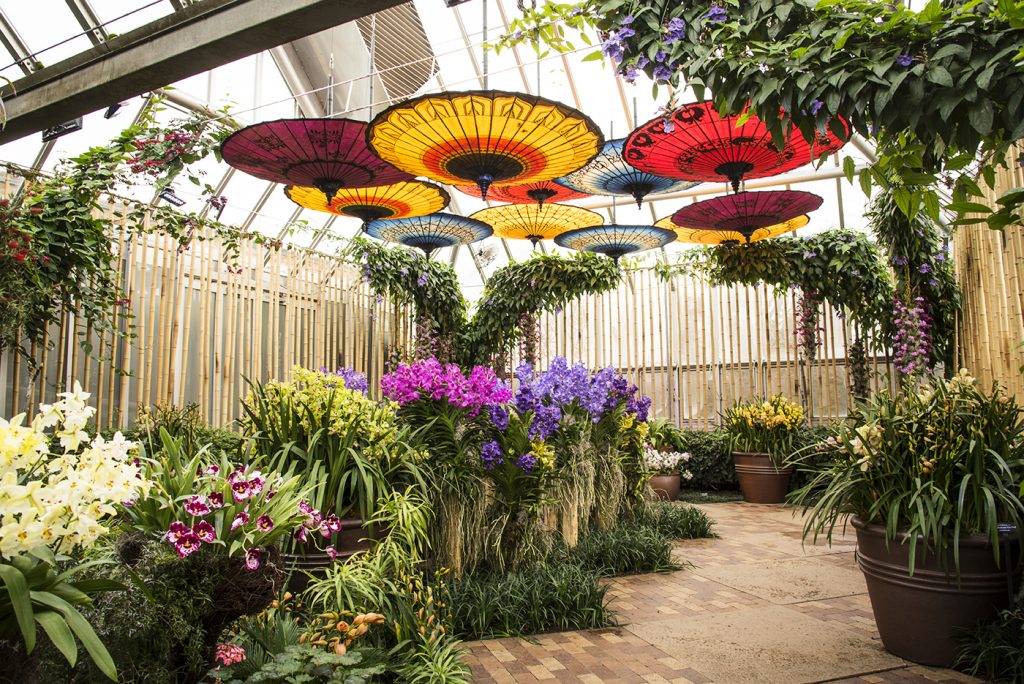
[461,502,982,684]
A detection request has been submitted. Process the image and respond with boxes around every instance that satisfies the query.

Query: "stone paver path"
[462,501,982,684]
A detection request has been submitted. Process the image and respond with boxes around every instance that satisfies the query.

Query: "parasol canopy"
[470,203,603,246]
[365,212,493,257]
[455,180,589,206]
[554,224,676,262]
[221,118,413,203]
[367,90,603,200]
[624,101,848,192]
[555,139,699,208]
[669,190,823,242]
[285,181,450,229]
[656,214,810,245]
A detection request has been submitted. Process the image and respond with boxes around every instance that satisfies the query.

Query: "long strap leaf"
[0,563,36,652]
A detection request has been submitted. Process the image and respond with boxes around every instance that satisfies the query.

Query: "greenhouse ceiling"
[0,0,886,300]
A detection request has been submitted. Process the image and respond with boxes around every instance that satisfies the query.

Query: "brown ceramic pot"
[281,517,372,593]
[732,451,793,504]
[853,517,1019,667]
[650,474,681,501]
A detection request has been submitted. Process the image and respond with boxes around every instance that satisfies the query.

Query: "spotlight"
[41,118,83,142]
[159,189,186,207]
[443,0,472,6]
[103,102,129,119]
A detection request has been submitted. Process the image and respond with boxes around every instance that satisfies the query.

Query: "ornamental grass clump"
[724,395,805,464]
[790,370,1024,574]
[242,366,420,527]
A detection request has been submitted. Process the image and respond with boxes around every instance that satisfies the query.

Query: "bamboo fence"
[537,268,893,427]
[0,190,414,429]
[953,150,1024,399]
[0,167,896,429]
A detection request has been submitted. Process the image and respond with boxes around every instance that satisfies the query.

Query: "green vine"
[0,99,270,369]
[348,240,622,366]
[867,187,959,371]
[659,229,895,335]
[501,0,1024,228]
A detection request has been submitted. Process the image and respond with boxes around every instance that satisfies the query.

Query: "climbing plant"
[348,240,622,367]
[0,99,264,368]
[499,0,1024,229]
[867,187,959,372]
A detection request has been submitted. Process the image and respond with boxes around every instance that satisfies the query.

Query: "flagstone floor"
[461,501,983,684]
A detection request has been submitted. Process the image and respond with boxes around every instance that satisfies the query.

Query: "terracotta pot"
[281,517,372,593]
[649,474,681,501]
[732,451,793,504]
[853,517,1019,667]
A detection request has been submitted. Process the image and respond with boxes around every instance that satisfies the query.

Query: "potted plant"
[643,444,692,501]
[790,370,1024,667]
[241,366,422,589]
[725,395,804,503]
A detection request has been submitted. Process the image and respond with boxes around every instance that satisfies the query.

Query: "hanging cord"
[327,53,335,117]
[368,15,377,119]
[482,0,489,89]
[609,121,617,223]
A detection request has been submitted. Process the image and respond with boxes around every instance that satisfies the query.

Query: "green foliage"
[630,501,716,540]
[348,238,623,365]
[665,429,735,490]
[562,523,678,576]
[505,0,1024,228]
[217,645,389,684]
[460,252,623,366]
[790,372,1024,574]
[956,606,1024,683]
[667,229,894,334]
[346,237,468,343]
[120,430,310,557]
[0,551,121,681]
[114,402,244,458]
[241,368,421,524]
[867,187,959,369]
[446,561,611,640]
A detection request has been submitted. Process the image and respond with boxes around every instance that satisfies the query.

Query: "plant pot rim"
[851,516,1018,546]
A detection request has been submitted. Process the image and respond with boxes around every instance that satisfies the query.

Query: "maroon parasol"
[221,118,413,203]
[670,190,823,242]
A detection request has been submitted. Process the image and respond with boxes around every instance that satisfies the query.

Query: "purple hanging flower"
[653,64,673,82]
[809,99,824,116]
[896,52,914,67]
[602,39,625,63]
[663,17,686,44]
[481,441,505,469]
[703,5,727,22]
[417,272,428,287]
[918,263,932,274]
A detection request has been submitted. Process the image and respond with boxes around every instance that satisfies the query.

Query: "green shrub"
[956,607,1024,683]
[669,429,735,489]
[447,561,612,640]
[632,501,716,540]
[562,524,678,576]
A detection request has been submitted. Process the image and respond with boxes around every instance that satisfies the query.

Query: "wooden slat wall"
[1,204,413,429]
[954,149,1024,399]
[538,269,892,426]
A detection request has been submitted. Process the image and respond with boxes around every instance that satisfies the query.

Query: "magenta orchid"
[184,494,211,516]
[256,514,274,532]
[193,520,216,542]
[231,511,250,530]
[245,548,261,570]
[380,358,513,417]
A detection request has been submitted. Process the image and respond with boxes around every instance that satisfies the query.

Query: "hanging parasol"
[285,181,450,229]
[554,139,699,208]
[554,224,676,262]
[365,212,493,257]
[366,90,603,200]
[455,180,589,206]
[669,190,823,243]
[623,101,849,192]
[470,203,603,246]
[656,214,810,245]
[221,118,413,203]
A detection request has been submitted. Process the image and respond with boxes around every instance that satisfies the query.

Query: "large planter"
[650,474,681,501]
[853,517,1020,667]
[281,517,373,593]
[732,451,793,504]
